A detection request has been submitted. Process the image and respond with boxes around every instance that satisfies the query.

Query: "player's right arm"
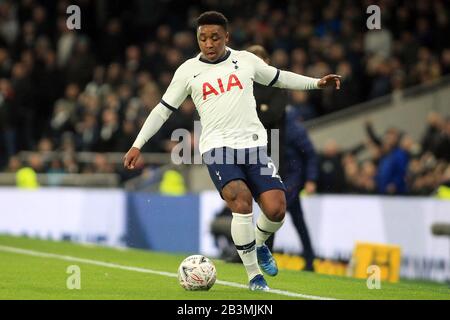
[123,65,189,169]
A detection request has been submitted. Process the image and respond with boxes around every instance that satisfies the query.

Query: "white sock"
[231,212,261,281]
[255,212,285,247]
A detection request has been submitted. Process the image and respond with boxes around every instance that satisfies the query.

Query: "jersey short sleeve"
[246,52,280,87]
[160,64,190,111]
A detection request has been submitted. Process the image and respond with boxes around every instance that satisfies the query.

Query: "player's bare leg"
[257,189,286,222]
[255,189,286,276]
[222,180,269,291]
[222,180,253,214]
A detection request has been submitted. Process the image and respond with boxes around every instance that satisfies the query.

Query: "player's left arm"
[249,52,341,90]
[276,71,341,90]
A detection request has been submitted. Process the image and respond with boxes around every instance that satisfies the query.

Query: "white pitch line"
[0,245,336,300]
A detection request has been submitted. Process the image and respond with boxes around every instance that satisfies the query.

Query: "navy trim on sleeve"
[161,99,177,112]
[268,69,280,87]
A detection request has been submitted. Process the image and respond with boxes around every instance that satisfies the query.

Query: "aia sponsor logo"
[202,74,243,100]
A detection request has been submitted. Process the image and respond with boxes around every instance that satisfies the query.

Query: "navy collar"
[199,50,231,64]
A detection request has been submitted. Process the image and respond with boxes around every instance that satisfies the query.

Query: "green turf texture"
[0,235,448,300]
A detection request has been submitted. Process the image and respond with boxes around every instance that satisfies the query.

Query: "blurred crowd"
[0,0,449,194]
[318,112,450,196]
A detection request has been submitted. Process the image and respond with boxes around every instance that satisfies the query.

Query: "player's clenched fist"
[123,147,141,169]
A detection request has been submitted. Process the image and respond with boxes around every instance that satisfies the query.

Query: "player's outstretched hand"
[317,74,341,90]
[123,147,141,170]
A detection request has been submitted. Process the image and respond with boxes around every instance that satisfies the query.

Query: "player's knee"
[230,198,252,213]
[227,194,253,213]
[224,195,252,214]
[222,181,253,213]
[269,207,286,222]
[265,198,286,222]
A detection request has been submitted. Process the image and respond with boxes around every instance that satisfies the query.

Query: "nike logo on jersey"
[193,73,201,78]
[215,171,222,181]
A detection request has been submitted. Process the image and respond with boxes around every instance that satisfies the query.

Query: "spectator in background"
[34,49,64,138]
[342,153,362,193]
[246,44,288,176]
[65,37,95,89]
[434,117,450,162]
[246,44,288,256]
[331,61,361,109]
[421,112,444,156]
[436,166,450,199]
[367,57,392,99]
[245,44,318,270]
[92,153,115,174]
[366,122,409,194]
[27,152,45,173]
[75,113,99,151]
[16,166,39,189]
[95,108,120,152]
[358,160,377,194]
[61,153,79,174]
[116,120,138,153]
[56,16,77,68]
[11,60,34,150]
[364,28,393,59]
[282,106,318,271]
[0,2,19,47]
[36,137,53,155]
[287,91,316,121]
[6,155,22,173]
[441,49,450,75]
[0,47,12,78]
[0,78,16,166]
[318,139,364,193]
[99,18,125,65]
[421,112,450,162]
[50,83,80,138]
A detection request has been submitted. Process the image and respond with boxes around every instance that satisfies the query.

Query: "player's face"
[197,25,229,62]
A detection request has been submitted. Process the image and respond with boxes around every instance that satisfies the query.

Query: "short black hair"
[196,11,228,31]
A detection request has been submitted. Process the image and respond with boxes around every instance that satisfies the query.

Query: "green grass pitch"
[0,235,448,300]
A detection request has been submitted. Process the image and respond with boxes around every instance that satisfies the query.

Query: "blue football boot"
[256,244,278,276]
[249,274,270,291]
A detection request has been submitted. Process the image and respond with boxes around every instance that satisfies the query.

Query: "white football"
[178,255,217,291]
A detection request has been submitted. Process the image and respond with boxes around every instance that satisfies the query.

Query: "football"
[178,255,217,291]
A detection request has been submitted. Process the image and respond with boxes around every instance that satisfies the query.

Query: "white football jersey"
[153,47,321,155]
[161,48,285,154]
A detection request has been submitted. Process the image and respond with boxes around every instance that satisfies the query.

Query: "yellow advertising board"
[349,242,401,283]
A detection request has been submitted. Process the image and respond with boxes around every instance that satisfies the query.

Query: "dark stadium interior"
[0,0,449,195]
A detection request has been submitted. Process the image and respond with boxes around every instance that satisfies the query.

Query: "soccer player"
[124,11,341,291]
